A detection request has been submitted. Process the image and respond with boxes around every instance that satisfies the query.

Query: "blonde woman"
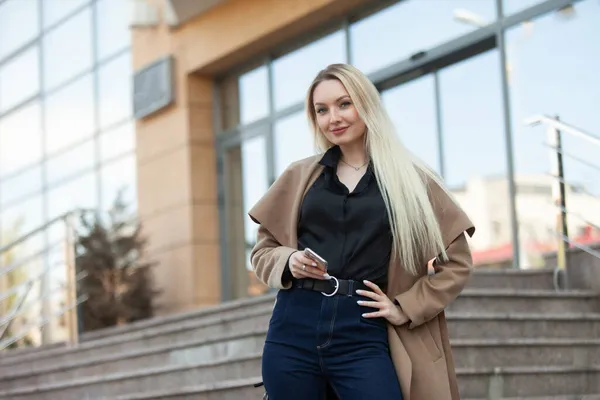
[249,63,475,400]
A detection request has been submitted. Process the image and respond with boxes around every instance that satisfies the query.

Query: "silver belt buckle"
[321,276,339,297]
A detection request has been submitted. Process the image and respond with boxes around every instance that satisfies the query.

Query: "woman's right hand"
[289,251,330,280]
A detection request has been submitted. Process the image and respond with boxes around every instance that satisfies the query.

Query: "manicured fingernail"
[357,300,362,305]
[363,280,370,284]
[362,313,367,317]
[356,290,363,294]
[323,273,331,279]
[312,262,317,266]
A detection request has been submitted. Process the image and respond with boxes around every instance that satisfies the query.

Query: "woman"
[249,63,475,400]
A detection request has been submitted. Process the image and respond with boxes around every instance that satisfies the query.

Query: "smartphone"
[304,248,328,272]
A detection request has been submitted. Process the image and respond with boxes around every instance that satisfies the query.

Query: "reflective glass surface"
[100,121,135,162]
[273,30,346,111]
[0,0,39,61]
[438,50,510,265]
[0,102,43,177]
[503,0,546,16]
[350,0,495,74]
[95,0,131,61]
[273,112,315,176]
[101,154,137,210]
[47,172,97,221]
[43,7,93,91]
[46,140,95,186]
[0,45,40,113]
[0,165,43,207]
[382,76,440,174]
[44,74,95,155]
[507,0,600,267]
[0,194,44,256]
[98,51,133,129]
[239,66,269,126]
[43,0,88,28]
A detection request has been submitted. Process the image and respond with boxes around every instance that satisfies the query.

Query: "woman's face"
[312,79,366,147]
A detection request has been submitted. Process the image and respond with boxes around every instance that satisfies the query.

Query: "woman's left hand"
[357,280,409,326]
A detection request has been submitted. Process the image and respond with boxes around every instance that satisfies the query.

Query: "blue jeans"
[262,284,403,399]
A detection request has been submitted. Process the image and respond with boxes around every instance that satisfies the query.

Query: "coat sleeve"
[250,225,297,290]
[394,173,475,329]
[394,232,472,329]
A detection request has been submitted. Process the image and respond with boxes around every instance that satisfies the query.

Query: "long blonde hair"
[306,63,451,275]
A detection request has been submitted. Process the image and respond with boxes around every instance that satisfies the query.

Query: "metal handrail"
[0,210,89,350]
[542,143,600,173]
[525,114,600,147]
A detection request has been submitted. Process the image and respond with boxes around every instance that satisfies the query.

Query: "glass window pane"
[241,136,268,265]
[0,194,44,257]
[351,0,495,75]
[43,7,92,91]
[438,50,510,268]
[45,74,95,155]
[508,0,600,267]
[239,66,269,125]
[95,0,131,61]
[100,154,137,210]
[273,112,315,176]
[503,0,545,16]
[46,140,95,185]
[0,45,40,113]
[47,172,97,221]
[43,0,88,28]
[0,166,42,207]
[0,0,39,60]
[273,30,346,111]
[100,121,135,162]
[382,76,440,174]
[98,51,132,129]
[0,102,43,177]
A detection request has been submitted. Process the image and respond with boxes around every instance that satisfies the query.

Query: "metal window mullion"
[496,0,521,268]
[266,58,276,185]
[91,0,102,210]
[344,18,352,65]
[433,71,445,180]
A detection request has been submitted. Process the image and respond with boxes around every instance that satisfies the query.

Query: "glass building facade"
[216,0,600,299]
[0,0,134,342]
[0,0,135,242]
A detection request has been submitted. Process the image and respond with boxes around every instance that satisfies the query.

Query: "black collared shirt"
[291,145,393,287]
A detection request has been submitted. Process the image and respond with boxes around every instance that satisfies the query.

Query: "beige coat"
[249,155,475,400]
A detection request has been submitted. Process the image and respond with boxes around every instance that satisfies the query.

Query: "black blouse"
[285,146,393,287]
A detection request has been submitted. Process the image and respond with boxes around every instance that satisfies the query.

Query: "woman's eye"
[340,101,351,108]
[316,108,327,114]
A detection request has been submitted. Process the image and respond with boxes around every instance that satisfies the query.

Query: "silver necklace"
[340,159,369,171]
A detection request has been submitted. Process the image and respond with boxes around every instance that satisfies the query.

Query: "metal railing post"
[64,214,80,347]
[547,115,569,272]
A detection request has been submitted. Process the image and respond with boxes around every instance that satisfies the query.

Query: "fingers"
[289,252,328,280]
[362,280,384,295]
[356,300,381,309]
[361,310,385,318]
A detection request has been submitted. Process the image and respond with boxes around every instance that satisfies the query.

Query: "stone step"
[2,332,599,397]
[5,309,599,377]
[31,366,596,400]
[451,338,600,369]
[0,302,275,370]
[0,289,598,376]
[0,268,561,363]
[3,312,599,387]
[467,268,556,290]
[446,289,600,314]
[446,312,600,339]
[0,293,275,364]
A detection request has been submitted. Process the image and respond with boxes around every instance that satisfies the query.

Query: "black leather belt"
[293,278,370,297]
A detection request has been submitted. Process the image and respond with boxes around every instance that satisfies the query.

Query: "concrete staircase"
[0,268,599,399]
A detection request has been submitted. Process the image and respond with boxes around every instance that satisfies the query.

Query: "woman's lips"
[330,126,348,135]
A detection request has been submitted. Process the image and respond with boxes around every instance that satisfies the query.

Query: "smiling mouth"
[330,127,348,135]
